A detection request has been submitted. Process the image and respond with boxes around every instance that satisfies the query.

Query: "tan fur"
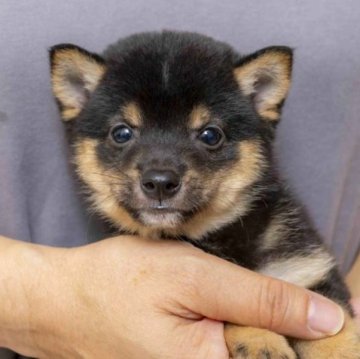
[260,212,298,251]
[188,104,210,129]
[51,48,106,121]
[74,138,146,234]
[171,139,265,239]
[122,102,143,127]
[258,249,335,288]
[234,50,292,121]
[74,138,171,238]
[225,324,296,359]
[74,138,265,240]
[293,315,360,359]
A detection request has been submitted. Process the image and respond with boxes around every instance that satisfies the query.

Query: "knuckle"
[175,254,207,297]
[258,279,291,331]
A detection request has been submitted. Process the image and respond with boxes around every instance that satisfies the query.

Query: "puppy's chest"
[187,215,269,268]
[177,220,269,271]
[180,219,336,292]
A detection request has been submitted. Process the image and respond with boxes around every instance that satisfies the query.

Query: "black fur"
[50,30,352,319]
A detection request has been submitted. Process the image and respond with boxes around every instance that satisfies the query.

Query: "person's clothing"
[0,1,359,357]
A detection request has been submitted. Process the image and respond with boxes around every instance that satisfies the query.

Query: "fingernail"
[308,294,345,337]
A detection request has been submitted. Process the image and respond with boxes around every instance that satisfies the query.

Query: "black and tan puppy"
[49,31,360,358]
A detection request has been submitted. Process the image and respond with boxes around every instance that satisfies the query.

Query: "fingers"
[185,319,228,359]
[100,236,345,341]
[178,252,345,340]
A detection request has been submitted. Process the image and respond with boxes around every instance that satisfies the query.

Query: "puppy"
[49,31,360,358]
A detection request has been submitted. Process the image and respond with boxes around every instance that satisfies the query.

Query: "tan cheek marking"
[293,314,360,358]
[122,101,143,127]
[212,139,265,210]
[177,139,264,239]
[188,104,210,129]
[51,49,106,121]
[234,52,291,121]
[258,249,335,288]
[74,138,148,235]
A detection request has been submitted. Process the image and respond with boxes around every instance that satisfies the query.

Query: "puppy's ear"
[49,44,106,121]
[234,46,293,121]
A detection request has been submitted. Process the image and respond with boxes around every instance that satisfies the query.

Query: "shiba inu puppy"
[49,31,360,358]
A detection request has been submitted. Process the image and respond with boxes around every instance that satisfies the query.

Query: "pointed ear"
[234,46,293,121]
[49,44,106,121]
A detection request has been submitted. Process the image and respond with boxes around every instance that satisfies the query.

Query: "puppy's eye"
[111,125,133,144]
[198,126,224,148]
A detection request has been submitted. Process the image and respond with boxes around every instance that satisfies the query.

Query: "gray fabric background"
[0,1,359,356]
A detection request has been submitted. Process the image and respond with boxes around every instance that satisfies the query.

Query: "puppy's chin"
[138,210,183,228]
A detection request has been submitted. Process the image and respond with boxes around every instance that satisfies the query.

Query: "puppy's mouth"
[139,210,182,228]
[136,204,191,228]
[117,178,208,229]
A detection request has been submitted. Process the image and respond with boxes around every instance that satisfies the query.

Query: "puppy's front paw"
[225,324,296,359]
[293,316,360,359]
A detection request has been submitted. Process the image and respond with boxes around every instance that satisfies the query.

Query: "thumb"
[182,252,345,340]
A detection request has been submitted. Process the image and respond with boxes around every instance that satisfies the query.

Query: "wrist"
[0,237,75,357]
[0,238,43,354]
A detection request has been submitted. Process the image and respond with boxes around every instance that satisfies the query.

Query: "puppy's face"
[50,32,292,239]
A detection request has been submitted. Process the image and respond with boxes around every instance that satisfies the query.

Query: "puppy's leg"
[292,314,360,359]
[290,266,360,359]
[225,324,296,359]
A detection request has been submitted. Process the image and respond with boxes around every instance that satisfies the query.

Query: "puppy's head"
[49,31,292,239]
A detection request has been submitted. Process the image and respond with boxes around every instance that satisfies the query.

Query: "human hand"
[0,235,345,359]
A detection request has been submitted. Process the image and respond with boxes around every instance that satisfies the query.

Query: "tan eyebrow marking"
[189,104,211,129]
[122,101,143,127]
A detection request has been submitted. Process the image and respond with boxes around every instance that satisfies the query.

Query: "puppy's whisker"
[93,168,132,181]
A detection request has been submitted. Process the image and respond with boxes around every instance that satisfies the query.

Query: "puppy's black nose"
[141,170,181,200]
